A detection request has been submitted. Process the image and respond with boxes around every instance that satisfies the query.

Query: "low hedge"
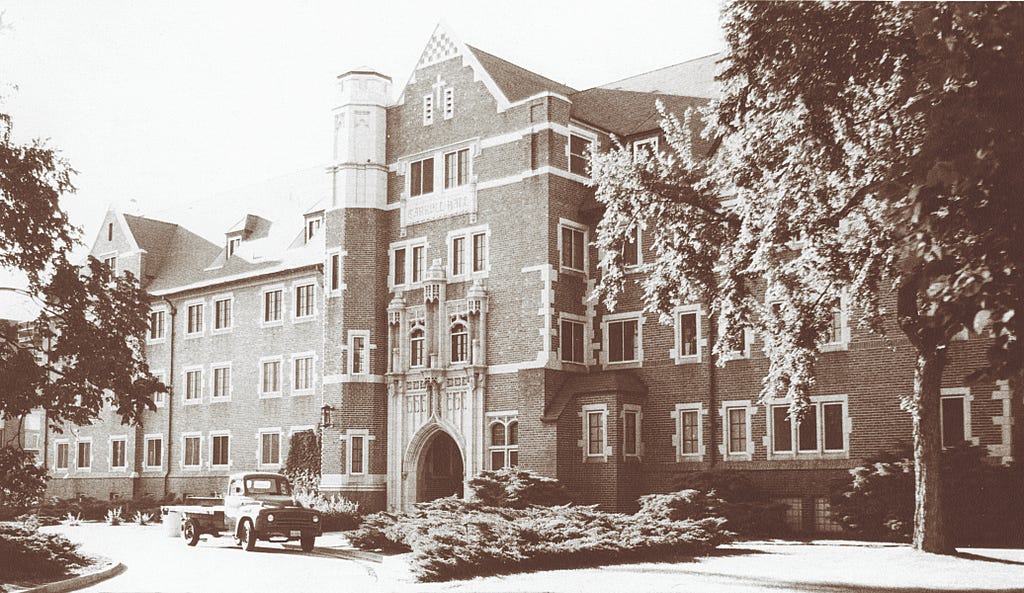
[294,493,361,531]
[0,519,89,580]
[674,471,788,537]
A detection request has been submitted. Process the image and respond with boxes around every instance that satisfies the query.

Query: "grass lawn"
[377,540,1024,592]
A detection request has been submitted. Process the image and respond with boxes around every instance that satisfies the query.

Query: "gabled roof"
[570,88,712,149]
[600,52,723,99]
[466,45,576,103]
[542,370,648,423]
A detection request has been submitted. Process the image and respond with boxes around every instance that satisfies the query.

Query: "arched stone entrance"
[416,431,464,502]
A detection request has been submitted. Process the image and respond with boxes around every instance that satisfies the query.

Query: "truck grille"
[268,511,312,529]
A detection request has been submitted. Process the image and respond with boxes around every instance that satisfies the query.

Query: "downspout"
[162,297,177,499]
[707,312,718,468]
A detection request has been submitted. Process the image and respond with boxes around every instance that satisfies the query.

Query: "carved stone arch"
[402,420,467,506]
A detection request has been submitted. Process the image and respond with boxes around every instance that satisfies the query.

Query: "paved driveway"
[47,523,381,593]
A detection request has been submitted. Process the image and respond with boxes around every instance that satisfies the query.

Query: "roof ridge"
[598,51,724,89]
[122,212,180,229]
[465,44,577,95]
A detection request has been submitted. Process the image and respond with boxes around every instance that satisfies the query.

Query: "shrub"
[283,430,321,496]
[828,450,915,541]
[104,507,123,526]
[132,511,153,526]
[467,467,571,508]
[674,472,788,537]
[0,519,89,579]
[294,492,360,531]
[0,446,49,518]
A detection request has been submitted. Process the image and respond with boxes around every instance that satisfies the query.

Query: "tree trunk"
[911,346,953,553]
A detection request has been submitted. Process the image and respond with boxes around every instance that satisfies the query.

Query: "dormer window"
[305,217,322,243]
[227,237,240,257]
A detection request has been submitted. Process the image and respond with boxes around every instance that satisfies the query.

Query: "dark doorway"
[417,431,464,502]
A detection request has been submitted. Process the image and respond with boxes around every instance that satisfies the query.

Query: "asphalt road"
[47,522,382,593]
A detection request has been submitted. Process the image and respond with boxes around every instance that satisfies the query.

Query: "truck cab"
[224,473,321,552]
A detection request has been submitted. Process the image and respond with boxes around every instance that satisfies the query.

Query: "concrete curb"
[21,561,125,593]
[280,543,384,563]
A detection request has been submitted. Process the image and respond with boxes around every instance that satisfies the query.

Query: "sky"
[0,0,725,318]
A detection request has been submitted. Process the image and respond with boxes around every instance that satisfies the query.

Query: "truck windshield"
[245,478,291,495]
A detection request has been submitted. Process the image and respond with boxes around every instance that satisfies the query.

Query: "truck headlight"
[312,515,319,523]
[267,514,275,522]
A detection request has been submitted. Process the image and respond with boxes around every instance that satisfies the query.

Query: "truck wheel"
[300,534,315,552]
[181,520,200,547]
[240,520,257,552]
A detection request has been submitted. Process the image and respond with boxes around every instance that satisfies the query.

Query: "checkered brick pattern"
[417,31,459,68]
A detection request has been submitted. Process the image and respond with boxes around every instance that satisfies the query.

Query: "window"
[584,407,607,458]
[675,404,703,460]
[410,328,425,368]
[821,297,848,350]
[422,94,433,125]
[261,359,282,396]
[489,420,519,469]
[569,134,591,176]
[213,297,232,331]
[727,408,748,456]
[260,431,281,466]
[560,318,585,364]
[350,436,365,474]
[344,430,371,475]
[293,355,314,393]
[107,223,113,241]
[451,236,465,276]
[263,289,283,324]
[412,245,425,283]
[305,217,322,242]
[722,324,751,359]
[185,369,203,404]
[186,303,204,336]
[622,226,641,267]
[451,322,468,364]
[941,392,968,448]
[410,157,434,197]
[674,307,702,363]
[350,335,368,375]
[632,136,659,159]
[329,253,341,293]
[148,309,166,342]
[444,148,469,189]
[607,318,639,363]
[443,87,454,119]
[768,397,848,457]
[76,440,92,470]
[211,434,230,467]
[212,365,231,400]
[102,254,117,271]
[294,283,315,319]
[623,406,641,457]
[560,224,586,272]
[56,442,69,470]
[227,236,240,257]
[145,436,162,469]
[472,232,487,273]
[393,248,407,285]
[183,435,201,468]
[110,438,127,469]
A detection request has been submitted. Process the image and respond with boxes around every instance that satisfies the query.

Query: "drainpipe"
[162,297,177,499]
[707,312,718,468]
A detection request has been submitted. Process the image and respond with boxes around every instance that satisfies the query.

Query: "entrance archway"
[416,431,464,502]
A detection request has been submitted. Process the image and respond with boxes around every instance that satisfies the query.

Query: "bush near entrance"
[0,518,89,583]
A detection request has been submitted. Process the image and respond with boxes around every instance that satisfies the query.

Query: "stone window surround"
[579,403,611,461]
[671,304,705,364]
[764,394,852,460]
[600,311,645,369]
[672,402,707,462]
[719,399,756,461]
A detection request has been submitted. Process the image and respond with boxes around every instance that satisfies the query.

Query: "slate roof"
[467,45,577,103]
[569,88,711,141]
[599,52,723,99]
[542,370,648,422]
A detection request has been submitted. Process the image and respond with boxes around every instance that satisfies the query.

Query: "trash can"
[162,507,181,538]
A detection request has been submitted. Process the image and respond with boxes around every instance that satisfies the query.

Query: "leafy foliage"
[283,430,321,496]
[293,492,360,531]
[0,446,48,512]
[103,507,123,526]
[467,466,572,508]
[0,518,89,579]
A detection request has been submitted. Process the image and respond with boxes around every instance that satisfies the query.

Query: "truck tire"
[240,520,257,552]
[181,519,200,547]
[300,533,315,552]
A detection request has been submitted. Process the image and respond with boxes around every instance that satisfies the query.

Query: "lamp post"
[320,404,334,429]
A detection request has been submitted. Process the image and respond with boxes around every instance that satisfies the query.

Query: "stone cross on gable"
[431,75,447,102]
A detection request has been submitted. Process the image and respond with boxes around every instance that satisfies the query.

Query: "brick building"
[45,24,1020,531]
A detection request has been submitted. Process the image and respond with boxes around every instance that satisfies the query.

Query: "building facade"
[45,25,1021,531]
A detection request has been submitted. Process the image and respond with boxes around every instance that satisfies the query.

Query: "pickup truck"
[162,472,322,552]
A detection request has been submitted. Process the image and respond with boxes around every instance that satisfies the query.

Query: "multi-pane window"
[727,407,748,455]
[560,225,586,271]
[110,438,127,469]
[261,360,281,395]
[444,148,469,189]
[350,435,365,474]
[569,134,591,176]
[211,435,230,467]
[186,303,203,335]
[294,356,314,392]
[294,284,314,319]
[633,137,659,159]
[305,217,321,242]
[489,421,519,469]
[410,328,425,367]
[410,157,434,196]
[351,336,368,375]
[214,298,232,330]
[393,248,407,285]
[451,236,466,276]
[183,436,201,468]
[412,245,425,283]
[586,410,605,457]
[422,95,433,125]
[623,408,641,457]
[260,432,281,466]
[472,232,487,273]
[77,441,91,470]
[677,310,699,359]
[560,319,585,364]
[185,369,202,403]
[443,87,455,119]
[622,226,640,267]
[103,255,118,271]
[451,322,469,364]
[941,395,967,448]
[264,289,283,324]
[56,442,69,470]
[679,409,700,456]
[770,399,846,455]
[145,437,162,468]
[212,366,231,400]
[607,319,639,363]
[148,310,166,341]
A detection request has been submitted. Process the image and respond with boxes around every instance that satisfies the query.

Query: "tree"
[1,106,164,506]
[592,1,1022,554]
